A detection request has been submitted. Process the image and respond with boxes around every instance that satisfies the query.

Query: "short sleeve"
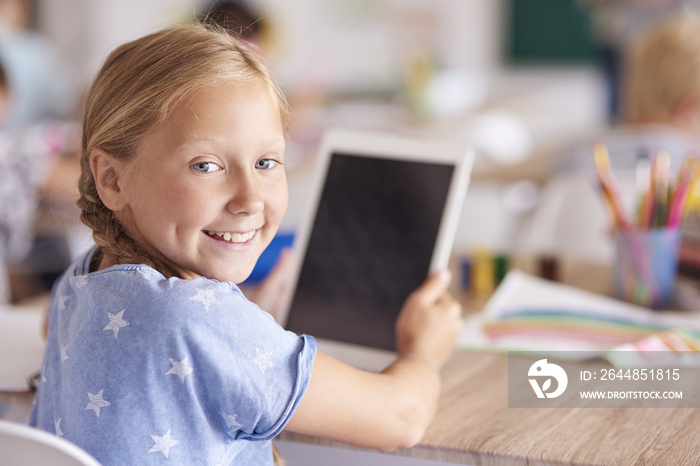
[146,277,317,441]
[31,265,317,464]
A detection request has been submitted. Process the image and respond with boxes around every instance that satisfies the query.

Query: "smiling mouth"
[206,230,257,243]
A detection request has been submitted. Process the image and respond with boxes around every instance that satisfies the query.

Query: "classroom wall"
[36,0,504,95]
[36,0,197,89]
[34,0,604,127]
[32,0,607,255]
[254,0,503,92]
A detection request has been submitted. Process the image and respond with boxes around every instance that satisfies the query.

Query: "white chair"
[0,420,101,466]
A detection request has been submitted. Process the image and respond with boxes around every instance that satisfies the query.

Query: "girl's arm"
[285,270,463,451]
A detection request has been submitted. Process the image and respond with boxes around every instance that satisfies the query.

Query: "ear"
[89,147,128,212]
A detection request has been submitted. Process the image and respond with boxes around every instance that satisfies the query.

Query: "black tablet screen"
[285,152,454,350]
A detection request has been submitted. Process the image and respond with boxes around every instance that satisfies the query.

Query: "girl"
[30,23,463,465]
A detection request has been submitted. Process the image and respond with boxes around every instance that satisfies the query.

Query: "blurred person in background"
[0,56,80,304]
[0,0,77,127]
[0,0,82,303]
[562,12,700,174]
[201,0,268,46]
[525,13,700,263]
[583,0,700,123]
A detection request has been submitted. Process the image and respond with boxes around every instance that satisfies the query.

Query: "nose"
[227,169,264,215]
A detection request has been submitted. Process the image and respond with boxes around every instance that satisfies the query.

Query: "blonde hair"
[78,23,290,276]
[623,13,700,124]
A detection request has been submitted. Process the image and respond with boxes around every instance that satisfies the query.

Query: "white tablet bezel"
[278,128,473,369]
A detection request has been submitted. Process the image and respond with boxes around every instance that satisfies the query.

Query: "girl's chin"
[173,254,258,283]
[173,265,252,284]
[206,268,254,284]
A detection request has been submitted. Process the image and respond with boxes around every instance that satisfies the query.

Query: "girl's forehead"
[184,82,280,119]
[135,80,285,155]
[187,79,274,102]
[171,80,284,122]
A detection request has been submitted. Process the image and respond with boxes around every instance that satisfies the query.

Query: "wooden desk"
[281,350,700,465]
[7,261,697,464]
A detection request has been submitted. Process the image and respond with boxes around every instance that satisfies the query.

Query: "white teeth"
[208,230,255,243]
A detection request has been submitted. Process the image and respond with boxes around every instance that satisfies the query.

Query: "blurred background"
[4,0,698,303]
[36,0,607,161]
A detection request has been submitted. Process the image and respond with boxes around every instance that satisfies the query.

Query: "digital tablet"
[279,128,473,371]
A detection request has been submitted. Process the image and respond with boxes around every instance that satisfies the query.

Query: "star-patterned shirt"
[30,248,317,465]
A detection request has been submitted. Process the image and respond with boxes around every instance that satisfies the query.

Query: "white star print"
[60,344,69,364]
[148,428,178,458]
[75,275,88,289]
[220,410,242,428]
[85,389,111,417]
[189,287,218,311]
[57,293,68,311]
[55,418,63,437]
[103,309,129,338]
[250,348,275,374]
[166,357,193,383]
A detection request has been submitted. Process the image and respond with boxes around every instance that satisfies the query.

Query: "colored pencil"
[667,155,696,228]
[593,143,659,306]
[635,152,653,229]
[652,152,670,227]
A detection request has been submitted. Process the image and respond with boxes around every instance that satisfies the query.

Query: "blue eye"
[256,159,277,170]
[192,162,221,173]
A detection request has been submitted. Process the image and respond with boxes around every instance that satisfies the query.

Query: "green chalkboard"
[506,0,598,64]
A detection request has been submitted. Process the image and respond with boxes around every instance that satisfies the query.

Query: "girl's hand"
[394,270,463,369]
[287,270,463,451]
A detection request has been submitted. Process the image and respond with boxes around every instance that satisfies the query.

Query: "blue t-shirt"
[30,249,316,465]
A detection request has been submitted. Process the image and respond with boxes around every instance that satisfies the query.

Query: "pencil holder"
[613,227,681,309]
